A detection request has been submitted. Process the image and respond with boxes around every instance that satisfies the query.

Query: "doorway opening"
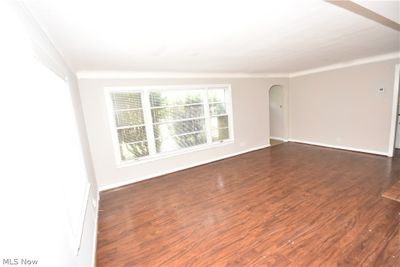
[389,64,400,157]
[394,91,400,157]
[269,85,285,146]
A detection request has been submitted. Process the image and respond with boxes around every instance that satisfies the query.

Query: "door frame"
[388,64,400,157]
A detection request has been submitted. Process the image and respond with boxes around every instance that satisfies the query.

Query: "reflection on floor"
[383,180,400,203]
[382,149,400,202]
[97,143,400,266]
[270,138,284,146]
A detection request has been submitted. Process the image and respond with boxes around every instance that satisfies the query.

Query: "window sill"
[116,139,234,168]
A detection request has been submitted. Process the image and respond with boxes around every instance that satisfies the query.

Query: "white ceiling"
[24,0,400,74]
[354,0,400,24]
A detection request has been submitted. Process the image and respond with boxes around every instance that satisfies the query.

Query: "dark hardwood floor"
[382,149,400,203]
[97,143,400,266]
[383,180,400,203]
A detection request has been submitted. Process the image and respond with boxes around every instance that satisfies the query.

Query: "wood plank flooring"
[97,142,400,266]
[383,180,400,203]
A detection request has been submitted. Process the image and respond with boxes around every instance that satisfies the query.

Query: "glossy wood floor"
[97,143,400,266]
[383,180,400,203]
[382,149,400,202]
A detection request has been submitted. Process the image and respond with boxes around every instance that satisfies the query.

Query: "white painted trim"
[77,52,400,80]
[99,144,270,191]
[91,191,99,267]
[289,139,388,156]
[388,64,400,157]
[105,85,235,167]
[290,52,400,77]
[72,182,90,255]
[270,136,286,141]
[117,140,234,168]
[77,71,289,79]
[18,1,73,77]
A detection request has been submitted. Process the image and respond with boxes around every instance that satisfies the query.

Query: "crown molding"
[76,52,400,80]
[289,52,400,77]
[76,71,290,79]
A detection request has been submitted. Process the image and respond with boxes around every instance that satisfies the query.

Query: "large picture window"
[107,85,233,164]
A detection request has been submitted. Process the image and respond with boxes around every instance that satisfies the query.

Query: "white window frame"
[105,84,234,167]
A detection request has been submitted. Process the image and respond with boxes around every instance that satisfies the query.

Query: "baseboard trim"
[99,144,270,191]
[289,139,388,156]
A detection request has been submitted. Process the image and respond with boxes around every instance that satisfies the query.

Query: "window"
[107,85,233,164]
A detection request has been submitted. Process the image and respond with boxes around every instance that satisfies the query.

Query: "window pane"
[117,126,147,143]
[212,128,229,142]
[211,115,229,129]
[149,90,203,107]
[114,110,144,127]
[151,104,204,123]
[156,132,206,153]
[111,92,142,110]
[109,86,231,162]
[153,119,205,139]
[209,103,226,116]
[120,142,149,160]
[208,88,226,103]
[175,132,207,148]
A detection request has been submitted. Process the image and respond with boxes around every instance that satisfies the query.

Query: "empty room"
[1,0,400,266]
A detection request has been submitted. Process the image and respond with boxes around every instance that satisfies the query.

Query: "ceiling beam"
[326,0,400,31]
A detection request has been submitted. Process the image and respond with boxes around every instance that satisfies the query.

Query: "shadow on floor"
[270,139,284,146]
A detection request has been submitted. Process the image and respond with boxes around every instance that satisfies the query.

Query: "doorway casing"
[388,64,400,157]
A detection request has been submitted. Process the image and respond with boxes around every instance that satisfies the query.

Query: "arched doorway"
[269,85,285,146]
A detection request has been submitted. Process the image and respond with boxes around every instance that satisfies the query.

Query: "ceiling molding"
[289,52,400,78]
[77,52,400,80]
[76,71,290,79]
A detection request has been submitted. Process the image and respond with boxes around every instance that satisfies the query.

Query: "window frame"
[105,84,234,167]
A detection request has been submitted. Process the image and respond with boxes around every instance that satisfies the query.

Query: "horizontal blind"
[108,85,232,162]
[111,92,149,160]
[208,88,230,142]
[149,90,207,153]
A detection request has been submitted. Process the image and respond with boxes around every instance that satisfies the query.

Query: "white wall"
[0,1,98,266]
[269,85,284,139]
[78,77,288,189]
[289,59,399,155]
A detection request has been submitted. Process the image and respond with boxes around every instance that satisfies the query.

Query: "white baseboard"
[99,144,270,191]
[289,139,388,156]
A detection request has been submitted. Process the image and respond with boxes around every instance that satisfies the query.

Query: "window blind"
[108,86,232,162]
[111,92,149,160]
[208,88,230,142]
[150,90,207,153]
